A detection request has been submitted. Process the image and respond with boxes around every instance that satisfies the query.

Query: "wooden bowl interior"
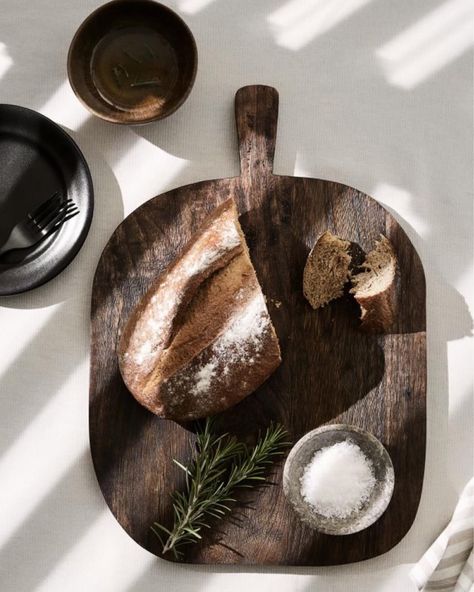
[68,0,197,123]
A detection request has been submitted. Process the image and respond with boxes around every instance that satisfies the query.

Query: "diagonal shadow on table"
[0,451,102,592]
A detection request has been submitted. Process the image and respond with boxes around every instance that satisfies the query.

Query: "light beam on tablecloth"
[40,80,91,130]
[179,0,218,15]
[268,0,374,51]
[376,0,474,89]
[34,512,156,592]
[0,42,13,80]
[113,133,188,216]
[0,308,61,384]
[42,94,190,214]
[0,360,88,550]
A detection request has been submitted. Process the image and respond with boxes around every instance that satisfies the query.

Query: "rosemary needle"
[129,78,161,88]
[151,419,290,559]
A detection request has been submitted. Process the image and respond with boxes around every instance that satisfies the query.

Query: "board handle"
[235,85,279,180]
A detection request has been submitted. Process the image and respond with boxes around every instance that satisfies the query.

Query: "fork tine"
[58,204,80,223]
[41,208,68,234]
[35,198,72,230]
[51,208,80,230]
[30,195,65,228]
[43,203,80,234]
[30,191,62,221]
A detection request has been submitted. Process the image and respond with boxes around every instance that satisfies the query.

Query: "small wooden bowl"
[283,425,395,535]
[67,0,197,124]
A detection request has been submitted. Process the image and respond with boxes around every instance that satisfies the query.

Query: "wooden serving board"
[90,85,426,566]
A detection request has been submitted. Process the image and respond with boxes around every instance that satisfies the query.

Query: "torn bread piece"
[303,231,352,309]
[117,197,281,422]
[350,235,397,333]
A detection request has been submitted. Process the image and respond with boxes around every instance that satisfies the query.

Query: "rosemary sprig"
[151,419,289,559]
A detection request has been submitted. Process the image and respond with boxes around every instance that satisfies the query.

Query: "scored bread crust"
[350,235,397,333]
[117,198,281,421]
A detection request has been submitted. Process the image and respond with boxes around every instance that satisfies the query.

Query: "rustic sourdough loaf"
[303,231,352,309]
[350,235,397,333]
[118,198,281,421]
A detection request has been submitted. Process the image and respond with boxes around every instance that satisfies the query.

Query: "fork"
[0,192,79,257]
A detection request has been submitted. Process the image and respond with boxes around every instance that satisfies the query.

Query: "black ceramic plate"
[0,105,93,296]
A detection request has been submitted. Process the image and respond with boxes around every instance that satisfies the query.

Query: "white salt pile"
[300,440,376,519]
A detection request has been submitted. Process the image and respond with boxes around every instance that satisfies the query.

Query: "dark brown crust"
[160,328,281,421]
[118,248,241,376]
[117,200,243,399]
[353,284,396,333]
[351,237,398,333]
[118,199,241,351]
[117,197,281,420]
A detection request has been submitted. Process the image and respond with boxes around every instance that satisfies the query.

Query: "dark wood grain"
[90,85,426,566]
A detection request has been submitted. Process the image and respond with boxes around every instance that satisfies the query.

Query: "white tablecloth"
[0,1,472,590]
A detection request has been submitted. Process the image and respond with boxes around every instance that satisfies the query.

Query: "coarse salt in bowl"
[283,425,395,535]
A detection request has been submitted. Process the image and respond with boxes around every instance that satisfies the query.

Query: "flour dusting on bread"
[187,292,269,397]
[117,198,281,421]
